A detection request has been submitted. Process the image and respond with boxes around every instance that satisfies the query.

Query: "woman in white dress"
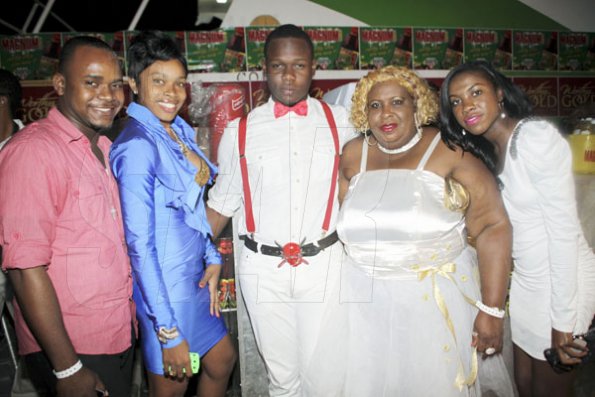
[441,60,595,397]
[305,66,513,396]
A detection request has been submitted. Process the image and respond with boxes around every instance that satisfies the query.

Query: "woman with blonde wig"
[305,66,514,396]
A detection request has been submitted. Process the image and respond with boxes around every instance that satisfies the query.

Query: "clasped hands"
[551,328,588,365]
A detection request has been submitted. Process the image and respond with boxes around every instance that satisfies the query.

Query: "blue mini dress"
[110,103,227,374]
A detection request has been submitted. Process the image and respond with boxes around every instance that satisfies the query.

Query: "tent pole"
[128,0,150,31]
[32,0,57,33]
[22,2,40,33]
[0,18,21,33]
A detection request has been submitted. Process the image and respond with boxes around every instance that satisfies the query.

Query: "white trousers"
[238,242,343,397]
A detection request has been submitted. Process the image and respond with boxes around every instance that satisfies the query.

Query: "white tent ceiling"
[221,0,366,28]
[518,0,595,32]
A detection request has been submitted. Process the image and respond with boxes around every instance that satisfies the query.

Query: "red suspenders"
[238,115,256,233]
[238,100,340,235]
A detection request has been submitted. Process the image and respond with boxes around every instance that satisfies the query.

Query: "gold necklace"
[167,127,210,187]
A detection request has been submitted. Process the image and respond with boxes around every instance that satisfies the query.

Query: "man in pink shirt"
[0,36,134,397]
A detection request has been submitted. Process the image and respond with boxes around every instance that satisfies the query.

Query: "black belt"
[240,231,338,257]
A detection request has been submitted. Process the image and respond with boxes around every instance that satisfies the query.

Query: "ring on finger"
[485,347,496,355]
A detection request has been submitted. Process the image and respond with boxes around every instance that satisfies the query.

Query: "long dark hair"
[440,61,533,174]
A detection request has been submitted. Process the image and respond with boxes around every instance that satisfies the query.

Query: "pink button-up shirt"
[0,108,134,355]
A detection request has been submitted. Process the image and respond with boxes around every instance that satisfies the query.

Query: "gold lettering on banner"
[560,82,595,108]
[310,87,324,100]
[22,91,58,124]
[252,88,267,109]
[523,82,557,109]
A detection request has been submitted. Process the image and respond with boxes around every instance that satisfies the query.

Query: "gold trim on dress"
[417,263,478,390]
[168,127,210,187]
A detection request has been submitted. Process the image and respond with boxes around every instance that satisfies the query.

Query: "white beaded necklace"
[376,130,422,155]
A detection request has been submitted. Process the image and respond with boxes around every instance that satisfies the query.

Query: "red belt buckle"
[276,240,309,268]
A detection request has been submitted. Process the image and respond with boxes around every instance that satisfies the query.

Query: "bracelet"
[157,326,180,344]
[53,359,83,379]
[475,301,505,318]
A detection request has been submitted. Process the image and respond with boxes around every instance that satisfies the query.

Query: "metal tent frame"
[0,0,150,34]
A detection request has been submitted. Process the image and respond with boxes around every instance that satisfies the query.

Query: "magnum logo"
[465,31,497,45]
[415,30,447,43]
[247,29,272,43]
[514,32,544,46]
[1,37,40,51]
[306,29,341,42]
[188,32,226,44]
[362,30,396,43]
[560,33,588,47]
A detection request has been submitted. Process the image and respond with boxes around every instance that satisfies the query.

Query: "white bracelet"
[475,301,505,318]
[157,326,180,344]
[53,359,83,379]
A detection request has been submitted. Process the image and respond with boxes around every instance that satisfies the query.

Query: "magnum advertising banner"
[4,25,593,132]
[3,27,595,77]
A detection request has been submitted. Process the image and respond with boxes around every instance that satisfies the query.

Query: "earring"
[364,131,377,147]
[499,100,506,119]
[461,128,467,136]
[413,113,423,135]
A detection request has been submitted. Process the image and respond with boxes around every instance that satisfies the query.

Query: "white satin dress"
[305,133,495,396]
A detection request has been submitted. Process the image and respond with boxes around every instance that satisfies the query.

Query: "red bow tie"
[273,100,308,118]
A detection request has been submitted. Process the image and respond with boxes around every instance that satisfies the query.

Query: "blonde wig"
[350,66,439,133]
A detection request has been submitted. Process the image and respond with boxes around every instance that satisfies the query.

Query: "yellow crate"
[568,134,595,174]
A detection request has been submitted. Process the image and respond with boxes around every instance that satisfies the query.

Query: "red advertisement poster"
[558,77,595,116]
[20,84,58,124]
[513,77,558,116]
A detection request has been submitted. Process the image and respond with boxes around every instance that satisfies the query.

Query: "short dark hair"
[58,36,115,74]
[264,24,313,61]
[127,31,188,84]
[440,60,533,174]
[0,68,22,116]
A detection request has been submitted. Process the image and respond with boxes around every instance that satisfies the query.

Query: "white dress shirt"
[208,96,355,245]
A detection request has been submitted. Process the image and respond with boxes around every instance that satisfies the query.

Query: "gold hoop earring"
[413,113,423,135]
[364,131,377,147]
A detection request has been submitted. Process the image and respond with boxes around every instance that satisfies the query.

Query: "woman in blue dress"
[110,31,236,397]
